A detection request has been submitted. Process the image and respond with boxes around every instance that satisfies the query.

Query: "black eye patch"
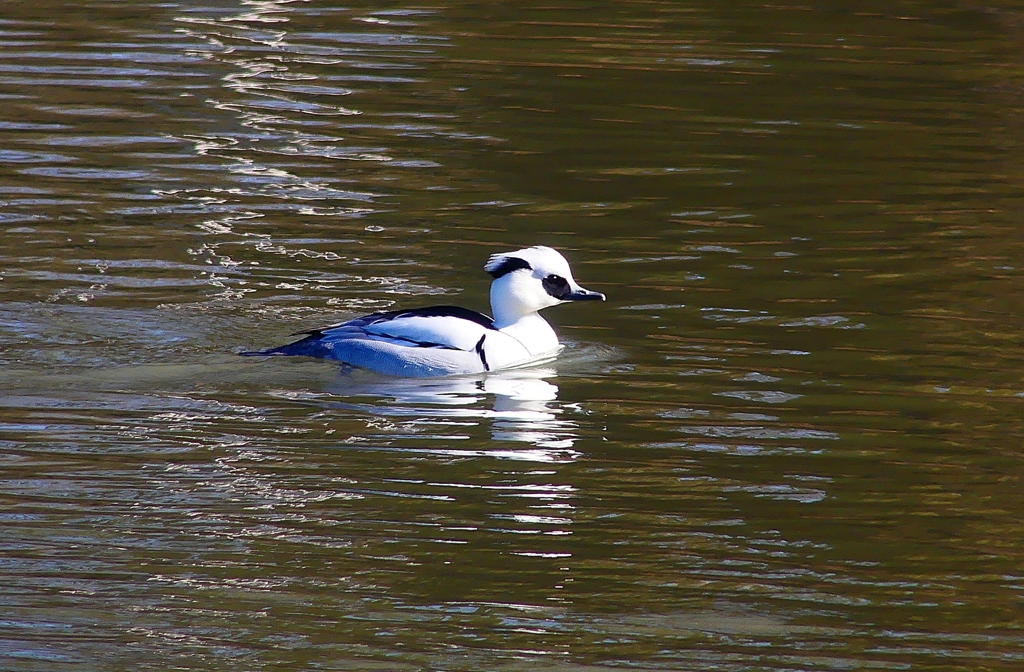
[542,274,570,299]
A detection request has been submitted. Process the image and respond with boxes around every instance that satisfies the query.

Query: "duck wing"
[309,306,495,351]
[242,305,498,363]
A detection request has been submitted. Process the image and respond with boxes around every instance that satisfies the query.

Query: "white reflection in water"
[326,367,580,459]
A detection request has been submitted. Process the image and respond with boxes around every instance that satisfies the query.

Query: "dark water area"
[3,1,1024,670]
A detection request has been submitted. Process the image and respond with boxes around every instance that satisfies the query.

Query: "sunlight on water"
[2,0,1024,670]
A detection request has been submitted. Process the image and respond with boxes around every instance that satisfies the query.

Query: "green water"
[2,1,1024,669]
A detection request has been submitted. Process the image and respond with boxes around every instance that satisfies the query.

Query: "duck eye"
[542,273,571,298]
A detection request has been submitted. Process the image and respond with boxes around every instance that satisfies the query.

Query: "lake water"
[3,1,1024,670]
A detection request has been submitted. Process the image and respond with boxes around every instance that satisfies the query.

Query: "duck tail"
[239,333,330,358]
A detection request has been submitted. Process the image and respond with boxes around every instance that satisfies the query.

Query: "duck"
[242,245,605,377]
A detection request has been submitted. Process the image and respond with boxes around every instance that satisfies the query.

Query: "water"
[2,1,1024,669]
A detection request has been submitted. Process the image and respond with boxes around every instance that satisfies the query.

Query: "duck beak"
[563,287,606,302]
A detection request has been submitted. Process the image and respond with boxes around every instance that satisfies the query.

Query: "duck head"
[485,246,605,328]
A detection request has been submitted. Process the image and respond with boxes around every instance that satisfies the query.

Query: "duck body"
[243,246,604,377]
[251,305,540,377]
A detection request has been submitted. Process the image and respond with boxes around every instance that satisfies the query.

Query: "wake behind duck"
[242,246,605,377]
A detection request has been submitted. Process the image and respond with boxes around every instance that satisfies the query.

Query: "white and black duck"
[242,246,605,377]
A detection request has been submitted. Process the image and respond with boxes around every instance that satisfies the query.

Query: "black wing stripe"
[376,333,462,350]
[475,334,489,371]
[295,305,497,337]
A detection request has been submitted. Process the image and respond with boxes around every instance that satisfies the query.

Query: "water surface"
[3,1,1024,670]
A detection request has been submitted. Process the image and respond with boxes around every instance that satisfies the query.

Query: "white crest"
[484,245,574,280]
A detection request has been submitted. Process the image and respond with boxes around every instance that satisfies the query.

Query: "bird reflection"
[325,367,579,458]
[484,372,576,450]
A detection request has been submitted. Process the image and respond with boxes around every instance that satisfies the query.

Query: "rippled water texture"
[3,1,1024,670]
